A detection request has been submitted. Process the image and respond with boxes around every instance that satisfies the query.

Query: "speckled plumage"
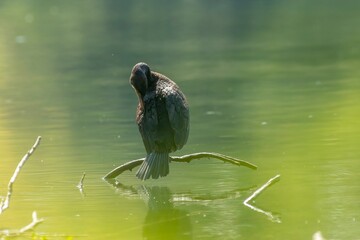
[130,63,189,180]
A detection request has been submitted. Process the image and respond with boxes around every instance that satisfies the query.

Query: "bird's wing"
[165,87,190,150]
[139,123,152,154]
[139,97,159,154]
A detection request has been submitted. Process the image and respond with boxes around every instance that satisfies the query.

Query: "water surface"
[0,1,359,239]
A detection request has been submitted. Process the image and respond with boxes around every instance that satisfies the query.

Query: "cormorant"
[129,62,189,180]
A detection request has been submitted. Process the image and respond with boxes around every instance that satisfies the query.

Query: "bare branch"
[103,159,144,179]
[103,152,257,179]
[243,174,281,223]
[0,136,42,214]
[171,152,257,169]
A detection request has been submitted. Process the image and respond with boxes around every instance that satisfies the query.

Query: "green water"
[1,1,359,239]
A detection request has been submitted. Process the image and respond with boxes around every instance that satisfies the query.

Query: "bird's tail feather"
[136,152,169,180]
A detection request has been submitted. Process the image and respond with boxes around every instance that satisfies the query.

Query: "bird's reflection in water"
[140,186,192,240]
[104,179,192,239]
[104,178,281,238]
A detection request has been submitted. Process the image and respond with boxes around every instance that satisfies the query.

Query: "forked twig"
[19,211,44,233]
[0,136,42,214]
[0,211,44,237]
[243,174,281,223]
[103,152,257,179]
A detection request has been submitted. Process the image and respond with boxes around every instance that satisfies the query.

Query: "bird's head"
[130,62,152,97]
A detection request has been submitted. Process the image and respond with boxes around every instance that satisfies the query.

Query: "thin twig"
[0,211,44,237]
[0,136,42,214]
[243,174,281,223]
[77,172,86,189]
[103,152,257,179]
[77,172,86,196]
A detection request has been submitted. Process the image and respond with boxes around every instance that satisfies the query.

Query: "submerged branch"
[0,136,42,214]
[103,152,257,179]
[243,174,281,223]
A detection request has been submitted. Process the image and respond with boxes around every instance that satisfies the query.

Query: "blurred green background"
[0,0,359,239]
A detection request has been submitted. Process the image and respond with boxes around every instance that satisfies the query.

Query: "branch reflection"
[104,178,281,235]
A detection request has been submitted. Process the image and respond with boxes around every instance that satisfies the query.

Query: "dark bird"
[129,62,189,180]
